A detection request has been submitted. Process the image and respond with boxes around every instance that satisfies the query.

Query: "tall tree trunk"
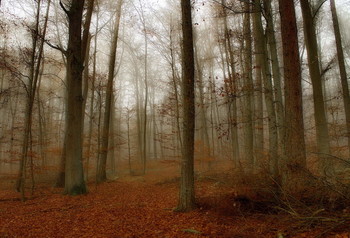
[64,0,87,195]
[177,0,196,212]
[252,0,279,176]
[151,91,158,160]
[278,0,307,192]
[81,0,94,123]
[56,0,93,188]
[97,0,123,183]
[169,25,183,150]
[108,96,117,175]
[221,3,240,163]
[243,3,255,170]
[85,12,99,181]
[137,0,149,175]
[330,0,350,159]
[252,3,264,166]
[126,108,132,174]
[194,38,211,163]
[263,0,285,156]
[16,0,51,200]
[300,0,332,175]
[37,64,47,167]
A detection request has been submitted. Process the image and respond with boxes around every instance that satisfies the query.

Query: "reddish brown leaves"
[0,177,349,237]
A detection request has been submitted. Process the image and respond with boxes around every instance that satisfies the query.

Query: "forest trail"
[0,163,349,238]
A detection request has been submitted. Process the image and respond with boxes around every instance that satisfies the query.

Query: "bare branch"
[313,0,328,20]
[210,0,252,14]
[59,0,69,15]
[44,39,67,55]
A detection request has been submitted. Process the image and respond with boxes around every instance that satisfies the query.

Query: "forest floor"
[0,160,349,238]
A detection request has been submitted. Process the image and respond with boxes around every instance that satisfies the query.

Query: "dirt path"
[0,176,348,237]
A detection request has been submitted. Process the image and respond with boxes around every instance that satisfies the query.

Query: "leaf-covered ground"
[0,163,349,237]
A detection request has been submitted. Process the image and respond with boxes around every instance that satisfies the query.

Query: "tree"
[82,0,95,124]
[177,0,196,212]
[136,0,149,175]
[252,0,278,176]
[55,0,94,188]
[300,0,332,175]
[97,0,123,183]
[263,0,284,157]
[242,2,255,169]
[219,1,240,164]
[16,0,51,200]
[278,0,307,191]
[62,0,87,195]
[330,0,350,158]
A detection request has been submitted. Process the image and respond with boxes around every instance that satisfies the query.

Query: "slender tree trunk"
[109,96,117,175]
[127,109,132,174]
[177,0,196,212]
[95,89,103,182]
[135,70,143,166]
[9,93,19,174]
[82,35,92,125]
[243,4,255,170]
[221,4,240,163]
[300,0,332,175]
[194,39,211,162]
[330,0,350,159]
[138,1,149,175]
[85,13,99,181]
[252,2,264,165]
[37,64,47,167]
[169,24,183,151]
[252,0,279,175]
[263,0,285,157]
[81,0,94,125]
[151,92,158,160]
[16,0,51,200]
[97,0,123,183]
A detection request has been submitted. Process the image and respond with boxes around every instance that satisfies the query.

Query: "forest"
[1,0,350,237]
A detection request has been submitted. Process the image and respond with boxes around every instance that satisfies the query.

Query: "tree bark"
[64,0,87,195]
[220,2,240,163]
[263,0,285,157]
[169,24,183,151]
[16,0,51,200]
[252,0,279,175]
[278,0,307,191]
[330,0,350,159]
[177,0,196,212]
[194,36,211,164]
[243,3,255,170]
[300,0,332,175]
[97,0,123,183]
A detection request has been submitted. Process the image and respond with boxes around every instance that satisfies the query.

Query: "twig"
[44,40,67,55]
[59,0,69,15]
